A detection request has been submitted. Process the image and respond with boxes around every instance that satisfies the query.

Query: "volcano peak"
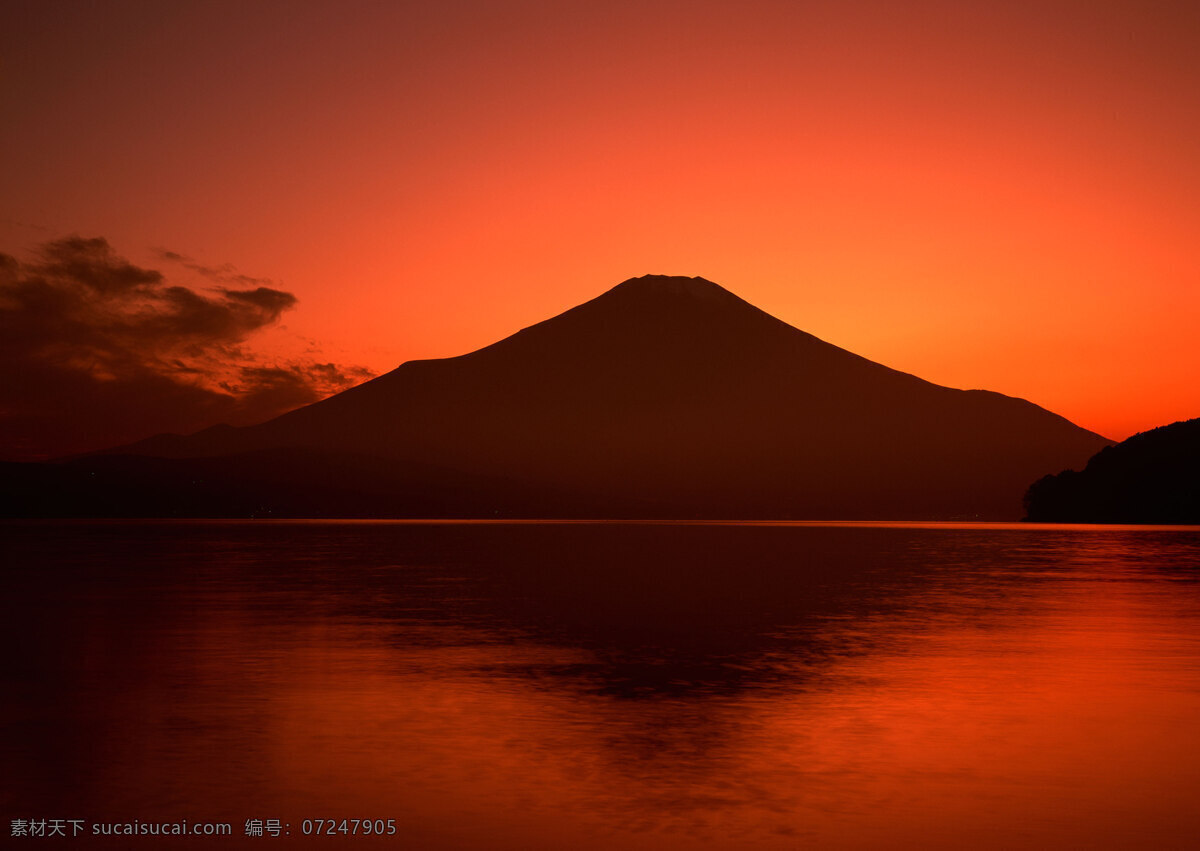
[614,274,732,301]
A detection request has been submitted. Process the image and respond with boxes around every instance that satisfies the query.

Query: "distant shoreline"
[3,517,1198,532]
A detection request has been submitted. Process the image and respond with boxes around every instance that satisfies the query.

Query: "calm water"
[4,521,1200,848]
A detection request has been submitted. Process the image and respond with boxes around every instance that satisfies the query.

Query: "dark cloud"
[0,236,377,460]
[230,363,376,425]
[40,235,164,294]
[220,286,297,314]
[157,247,277,289]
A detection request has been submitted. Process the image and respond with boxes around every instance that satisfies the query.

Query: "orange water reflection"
[4,522,1200,848]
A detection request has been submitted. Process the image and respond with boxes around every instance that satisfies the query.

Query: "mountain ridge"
[1025,417,1200,523]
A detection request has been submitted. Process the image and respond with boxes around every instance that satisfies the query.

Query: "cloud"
[157,247,278,289]
[0,236,377,460]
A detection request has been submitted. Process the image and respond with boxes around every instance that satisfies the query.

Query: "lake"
[4,520,1200,848]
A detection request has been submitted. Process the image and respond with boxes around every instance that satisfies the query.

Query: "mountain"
[1024,417,1200,523]
[19,274,1110,519]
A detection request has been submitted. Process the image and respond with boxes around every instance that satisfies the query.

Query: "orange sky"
[3,0,1199,442]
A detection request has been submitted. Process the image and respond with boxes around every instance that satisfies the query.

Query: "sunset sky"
[3,0,1199,457]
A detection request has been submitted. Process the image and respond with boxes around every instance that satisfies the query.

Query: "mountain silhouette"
[1024,417,1200,523]
[9,275,1110,519]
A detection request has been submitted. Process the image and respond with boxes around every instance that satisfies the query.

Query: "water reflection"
[4,522,1200,848]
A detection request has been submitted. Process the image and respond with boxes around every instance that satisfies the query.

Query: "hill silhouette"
[1024,417,1200,523]
[7,275,1110,519]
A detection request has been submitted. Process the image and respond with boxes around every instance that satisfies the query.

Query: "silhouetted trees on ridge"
[1024,417,1200,523]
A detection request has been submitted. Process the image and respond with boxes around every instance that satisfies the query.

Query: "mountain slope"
[102,274,1109,519]
[1024,418,1200,523]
